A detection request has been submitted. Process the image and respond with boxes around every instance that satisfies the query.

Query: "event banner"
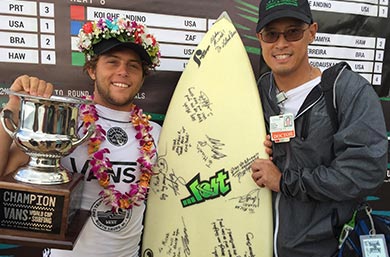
[0,0,388,214]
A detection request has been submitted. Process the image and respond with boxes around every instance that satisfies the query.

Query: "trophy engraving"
[0,90,93,249]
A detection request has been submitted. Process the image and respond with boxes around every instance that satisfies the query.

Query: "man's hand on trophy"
[11,75,53,97]
[6,75,54,111]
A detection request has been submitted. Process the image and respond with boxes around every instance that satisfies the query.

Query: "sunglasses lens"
[260,27,308,43]
[285,29,304,41]
[261,31,279,43]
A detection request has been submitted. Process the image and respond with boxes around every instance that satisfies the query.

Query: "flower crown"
[77,17,161,68]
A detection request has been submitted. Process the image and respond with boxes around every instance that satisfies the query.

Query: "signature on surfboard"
[230,153,260,183]
[157,217,191,257]
[152,151,187,199]
[196,135,227,168]
[228,188,261,213]
[183,87,213,123]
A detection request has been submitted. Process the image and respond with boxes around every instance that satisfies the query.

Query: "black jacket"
[257,67,388,257]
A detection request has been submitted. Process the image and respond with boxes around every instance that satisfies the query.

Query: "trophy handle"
[0,109,18,138]
[72,124,95,148]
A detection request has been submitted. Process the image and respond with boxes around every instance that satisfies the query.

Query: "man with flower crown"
[0,17,161,257]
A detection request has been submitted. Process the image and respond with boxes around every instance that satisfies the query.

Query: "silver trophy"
[0,89,94,185]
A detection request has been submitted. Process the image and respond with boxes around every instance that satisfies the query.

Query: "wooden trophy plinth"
[0,173,89,250]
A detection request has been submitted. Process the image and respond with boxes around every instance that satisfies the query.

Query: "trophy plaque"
[0,90,94,249]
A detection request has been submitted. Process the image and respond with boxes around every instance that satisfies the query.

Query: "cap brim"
[256,10,312,33]
[93,38,152,65]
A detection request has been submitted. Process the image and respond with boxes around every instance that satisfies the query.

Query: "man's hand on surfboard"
[263,134,273,160]
[251,158,281,192]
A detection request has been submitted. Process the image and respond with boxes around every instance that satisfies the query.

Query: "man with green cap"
[251,0,387,256]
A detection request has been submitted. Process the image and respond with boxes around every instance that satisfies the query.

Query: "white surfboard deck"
[142,12,273,257]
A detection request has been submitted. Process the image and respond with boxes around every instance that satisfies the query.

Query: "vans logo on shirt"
[70,158,138,184]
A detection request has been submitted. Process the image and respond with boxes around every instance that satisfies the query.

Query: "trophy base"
[0,210,89,250]
[14,165,72,185]
[0,173,89,250]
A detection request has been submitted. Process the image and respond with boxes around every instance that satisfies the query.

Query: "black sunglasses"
[259,26,310,43]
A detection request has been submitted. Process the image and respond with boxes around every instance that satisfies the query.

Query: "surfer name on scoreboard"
[70,0,94,4]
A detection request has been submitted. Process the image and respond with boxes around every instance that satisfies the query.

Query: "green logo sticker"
[266,0,298,10]
[181,169,231,207]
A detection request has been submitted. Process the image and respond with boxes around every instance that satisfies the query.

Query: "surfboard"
[142,12,273,257]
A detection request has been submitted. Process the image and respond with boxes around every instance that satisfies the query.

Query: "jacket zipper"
[274,192,281,257]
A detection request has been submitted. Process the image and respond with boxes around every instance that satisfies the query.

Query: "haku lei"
[77,17,160,67]
[80,96,156,213]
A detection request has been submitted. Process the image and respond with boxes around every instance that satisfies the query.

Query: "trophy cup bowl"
[0,90,94,185]
[0,89,93,249]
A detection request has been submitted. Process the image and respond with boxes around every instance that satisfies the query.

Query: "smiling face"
[87,47,146,111]
[257,17,317,80]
